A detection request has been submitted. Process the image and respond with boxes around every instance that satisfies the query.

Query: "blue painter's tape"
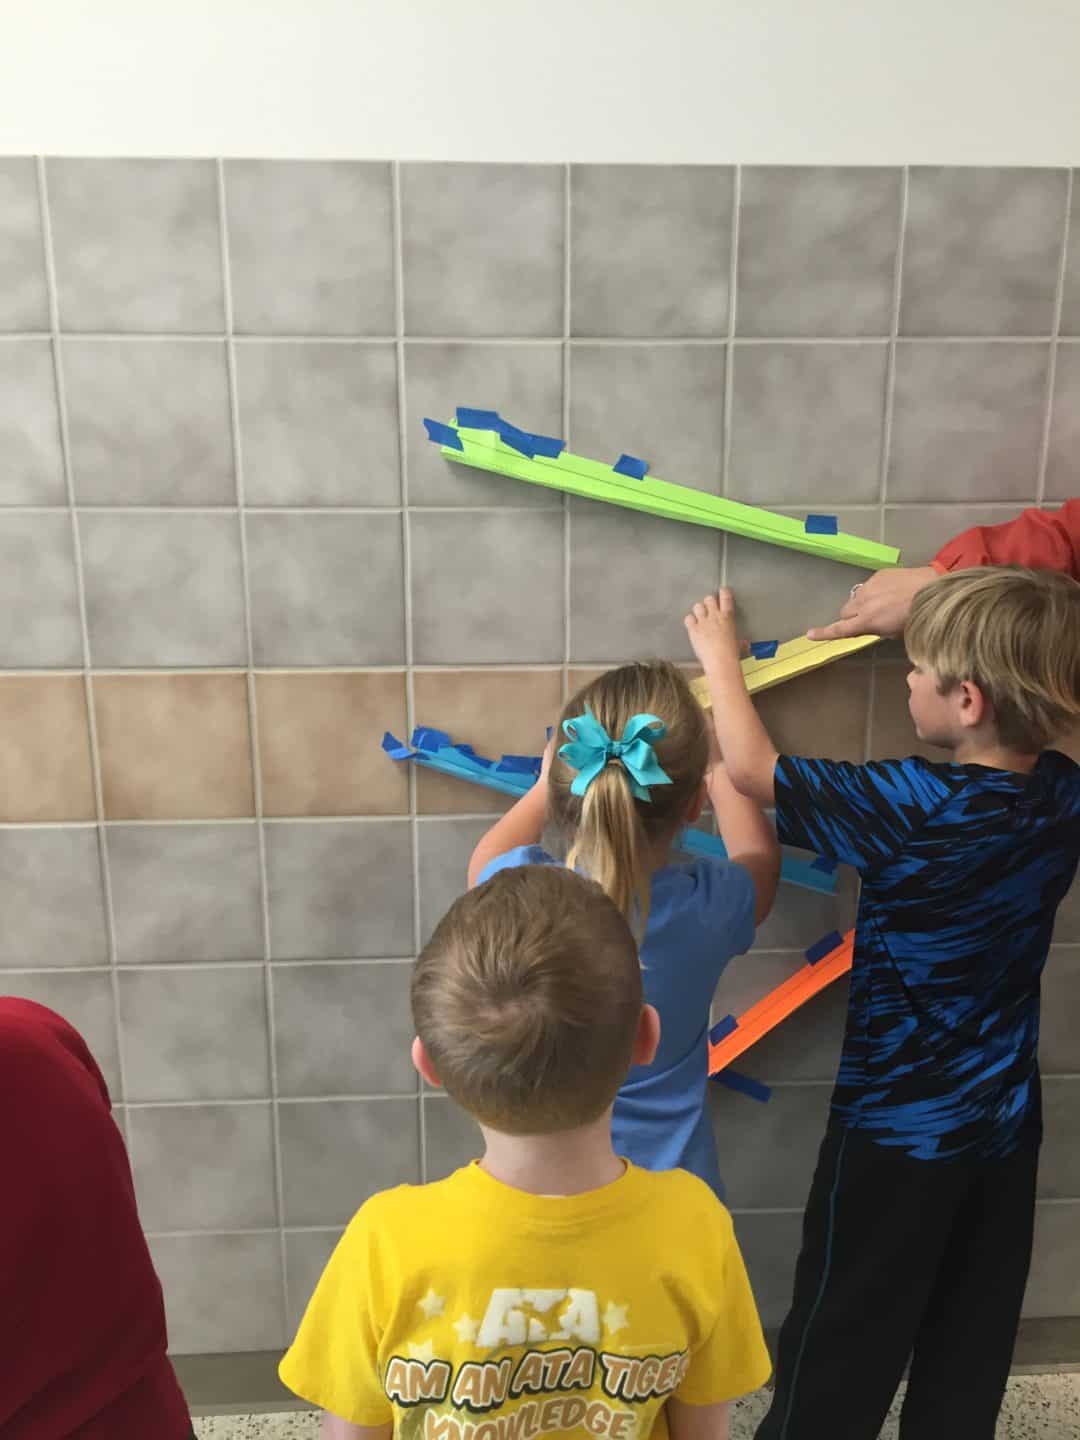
[749,640,779,660]
[805,929,845,965]
[496,420,537,458]
[804,513,839,535]
[613,453,649,479]
[423,418,463,451]
[456,407,502,430]
[713,1069,772,1103]
[382,731,414,760]
[811,855,838,875]
[528,433,566,459]
[709,1015,738,1046]
[496,754,543,776]
[412,726,454,753]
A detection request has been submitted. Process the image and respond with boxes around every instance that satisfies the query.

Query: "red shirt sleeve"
[932,499,1080,579]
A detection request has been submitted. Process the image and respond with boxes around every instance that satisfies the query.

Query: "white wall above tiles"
[4,1,1080,164]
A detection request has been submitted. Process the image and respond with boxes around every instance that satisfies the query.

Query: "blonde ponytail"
[566,761,652,931]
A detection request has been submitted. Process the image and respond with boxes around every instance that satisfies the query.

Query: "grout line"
[36,154,131,1110]
[392,158,427,1184]
[562,162,572,704]
[878,165,908,511]
[216,157,291,1340]
[1037,168,1073,504]
[719,164,740,583]
[127,1092,421,1109]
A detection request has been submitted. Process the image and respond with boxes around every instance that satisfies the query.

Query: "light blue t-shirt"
[476,846,757,1198]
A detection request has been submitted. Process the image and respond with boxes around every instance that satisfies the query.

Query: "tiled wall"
[2,157,1079,1354]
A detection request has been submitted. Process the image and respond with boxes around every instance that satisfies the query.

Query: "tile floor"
[194,1373,1080,1438]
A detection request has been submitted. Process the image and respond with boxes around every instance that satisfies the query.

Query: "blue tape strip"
[412,726,454,753]
[456,407,502,430]
[713,1069,772,1103]
[805,929,845,966]
[497,420,537,458]
[496,754,543,776]
[613,453,649,479]
[709,1015,738,1046]
[804,513,839,536]
[749,640,779,660]
[811,855,838,875]
[528,433,566,459]
[382,731,414,760]
[424,418,463,451]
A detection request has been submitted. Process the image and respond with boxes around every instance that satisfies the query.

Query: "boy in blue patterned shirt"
[686,569,1080,1440]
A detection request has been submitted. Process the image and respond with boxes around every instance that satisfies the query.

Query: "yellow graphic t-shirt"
[280,1161,770,1439]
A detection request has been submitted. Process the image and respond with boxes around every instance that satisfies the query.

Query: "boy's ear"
[412,1036,443,1089]
[685,779,707,826]
[956,679,989,731]
[632,1004,661,1068]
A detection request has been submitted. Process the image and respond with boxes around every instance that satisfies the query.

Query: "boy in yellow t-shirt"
[280,865,770,1440]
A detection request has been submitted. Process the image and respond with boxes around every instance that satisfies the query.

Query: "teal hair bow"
[558,709,672,802]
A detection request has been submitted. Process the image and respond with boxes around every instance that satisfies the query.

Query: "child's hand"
[685,590,741,671]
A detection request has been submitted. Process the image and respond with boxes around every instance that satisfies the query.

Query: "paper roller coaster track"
[692,633,880,706]
[708,929,854,1076]
[435,418,899,571]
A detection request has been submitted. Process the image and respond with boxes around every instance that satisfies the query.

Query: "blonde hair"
[905,566,1080,752]
[548,661,709,930]
[411,866,642,1135]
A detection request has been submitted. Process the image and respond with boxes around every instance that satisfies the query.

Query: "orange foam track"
[708,929,854,1076]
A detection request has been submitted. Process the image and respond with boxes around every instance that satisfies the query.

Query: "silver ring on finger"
[849,583,863,600]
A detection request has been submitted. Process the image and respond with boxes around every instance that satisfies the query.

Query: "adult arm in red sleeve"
[807,498,1080,640]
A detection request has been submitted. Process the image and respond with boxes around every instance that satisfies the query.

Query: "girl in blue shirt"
[468,659,779,1199]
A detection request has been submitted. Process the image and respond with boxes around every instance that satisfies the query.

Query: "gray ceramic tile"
[404,342,563,505]
[284,1229,342,1335]
[751,862,858,952]
[247,512,404,665]
[80,513,246,666]
[1040,1079,1080,1201]
[272,962,415,1096]
[711,1080,832,1209]
[0,340,64,504]
[424,1095,483,1181]
[1045,342,1080,500]
[715,953,848,1085]
[129,1102,277,1231]
[568,344,726,494]
[882,503,1031,568]
[409,510,563,664]
[1024,1203,1080,1317]
[0,158,48,330]
[0,969,119,1093]
[0,512,82,666]
[1042,950,1080,1077]
[107,823,263,964]
[63,339,234,505]
[47,158,224,332]
[237,342,399,506]
[901,168,1068,337]
[731,1211,804,1329]
[725,508,876,644]
[1053,876,1080,944]
[278,1099,420,1225]
[569,501,720,662]
[402,163,563,336]
[570,165,732,337]
[729,343,887,504]
[1061,178,1080,335]
[738,167,901,337]
[119,966,270,1102]
[150,1232,285,1353]
[266,820,414,959]
[887,342,1047,502]
[0,827,107,967]
[416,818,489,947]
[225,161,394,336]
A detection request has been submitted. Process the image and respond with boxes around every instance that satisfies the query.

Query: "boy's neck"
[478,1112,625,1197]
[947,734,1039,773]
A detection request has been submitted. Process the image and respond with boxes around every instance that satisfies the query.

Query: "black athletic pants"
[755,1115,1039,1440]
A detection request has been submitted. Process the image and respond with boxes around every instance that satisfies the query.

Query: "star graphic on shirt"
[604,1301,630,1335]
[453,1312,479,1343]
[417,1288,446,1319]
[408,1339,436,1363]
